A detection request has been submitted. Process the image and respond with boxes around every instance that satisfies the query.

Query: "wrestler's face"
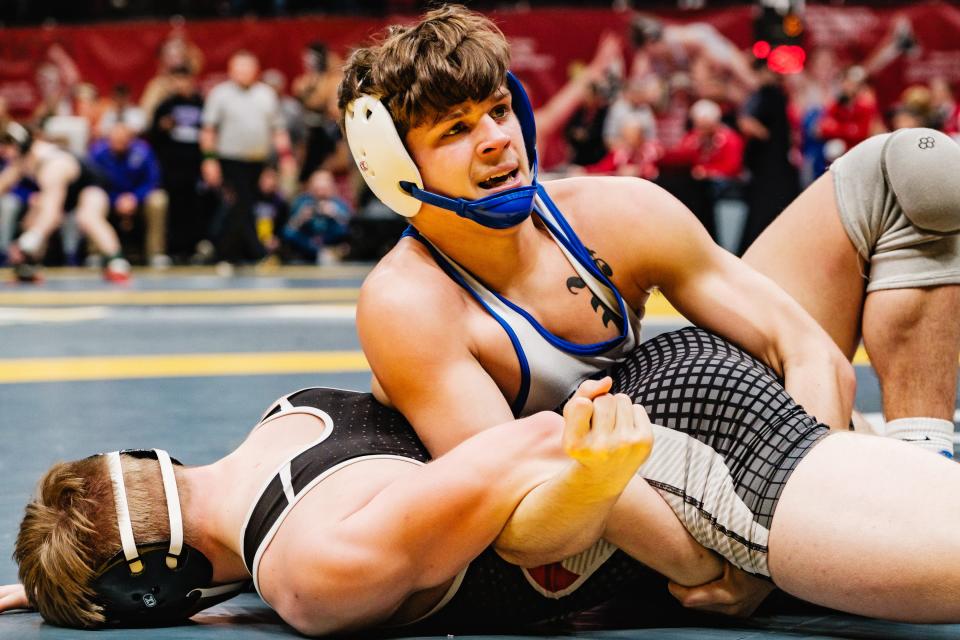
[405,87,531,203]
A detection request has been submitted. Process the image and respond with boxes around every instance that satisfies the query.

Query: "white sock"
[885,417,955,458]
[17,229,43,257]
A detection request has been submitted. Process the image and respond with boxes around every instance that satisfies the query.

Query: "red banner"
[2,4,959,141]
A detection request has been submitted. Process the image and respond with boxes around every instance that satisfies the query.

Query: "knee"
[145,189,169,214]
[883,128,960,234]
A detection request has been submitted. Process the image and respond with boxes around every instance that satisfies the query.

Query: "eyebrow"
[432,88,511,127]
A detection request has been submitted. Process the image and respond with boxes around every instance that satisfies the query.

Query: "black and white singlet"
[239,387,660,631]
[406,184,642,417]
[240,329,829,629]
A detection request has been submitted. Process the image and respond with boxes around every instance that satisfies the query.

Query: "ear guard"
[89,449,247,627]
[344,71,539,229]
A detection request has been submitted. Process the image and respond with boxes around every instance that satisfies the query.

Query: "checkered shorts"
[606,328,828,577]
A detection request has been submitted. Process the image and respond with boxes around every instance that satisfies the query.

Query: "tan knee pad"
[882,128,960,234]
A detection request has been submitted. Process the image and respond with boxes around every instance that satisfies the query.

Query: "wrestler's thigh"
[767,432,960,621]
[743,173,865,358]
[74,186,110,229]
[862,285,960,419]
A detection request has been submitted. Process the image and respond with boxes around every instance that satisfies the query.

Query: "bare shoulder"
[540,176,701,290]
[541,176,688,232]
[359,237,467,329]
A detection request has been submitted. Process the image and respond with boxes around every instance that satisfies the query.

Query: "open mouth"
[478,168,519,190]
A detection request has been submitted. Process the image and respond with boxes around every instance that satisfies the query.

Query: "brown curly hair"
[338,4,511,140]
[14,454,188,628]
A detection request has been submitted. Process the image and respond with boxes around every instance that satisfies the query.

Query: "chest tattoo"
[565,249,622,330]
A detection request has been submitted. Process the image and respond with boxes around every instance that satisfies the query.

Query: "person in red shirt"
[819,66,884,157]
[660,99,744,180]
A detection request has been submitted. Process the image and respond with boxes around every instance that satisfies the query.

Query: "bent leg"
[74,186,120,256]
[862,286,960,421]
[769,432,960,622]
[743,173,866,359]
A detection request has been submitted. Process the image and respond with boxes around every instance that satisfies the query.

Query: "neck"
[179,462,249,584]
[412,207,545,291]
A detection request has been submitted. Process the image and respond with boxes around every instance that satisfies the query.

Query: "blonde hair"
[338,4,511,139]
[14,454,187,628]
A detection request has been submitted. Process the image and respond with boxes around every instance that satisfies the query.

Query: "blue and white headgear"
[344,71,539,230]
[88,449,247,627]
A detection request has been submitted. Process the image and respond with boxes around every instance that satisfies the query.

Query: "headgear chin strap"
[345,71,539,229]
[90,449,247,627]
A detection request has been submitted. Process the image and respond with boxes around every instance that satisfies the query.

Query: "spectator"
[929,77,958,134]
[282,169,351,264]
[201,50,295,264]
[140,31,205,121]
[97,84,148,138]
[603,75,657,152]
[253,166,289,260]
[89,122,169,267]
[819,65,884,160]
[261,68,306,198]
[628,15,757,92]
[30,45,81,127]
[792,48,842,186]
[149,65,206,262]
[585,111,661,180]
[292,41,346,182]
[563,81,610,167]
[737,62,800,255]
[660,99,744,239]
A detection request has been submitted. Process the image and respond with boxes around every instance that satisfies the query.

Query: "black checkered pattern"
[607,327,828,530]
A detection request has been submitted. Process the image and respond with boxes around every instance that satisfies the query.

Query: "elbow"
[494,534,601,569]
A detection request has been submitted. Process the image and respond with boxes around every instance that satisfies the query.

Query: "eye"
[491,104,510,119]
[442,122,467,137]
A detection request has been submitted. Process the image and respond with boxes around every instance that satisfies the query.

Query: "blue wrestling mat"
[1,265,958,639]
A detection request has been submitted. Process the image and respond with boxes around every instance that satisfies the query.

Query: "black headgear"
[89,449,247,627]
[1,122,32,154]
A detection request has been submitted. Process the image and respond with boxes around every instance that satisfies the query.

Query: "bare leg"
[73,186,120,256]
[769,432,960,621]
[743,173,866,359]
[862,286,960,421]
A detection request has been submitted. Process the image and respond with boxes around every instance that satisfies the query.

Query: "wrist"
[202,151,218,161]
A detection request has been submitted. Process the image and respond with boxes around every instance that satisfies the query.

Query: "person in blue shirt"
[282,168,351,264]
[89,122,170,267]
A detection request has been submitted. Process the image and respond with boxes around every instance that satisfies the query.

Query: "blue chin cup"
[344,71,539,229]
[400,180,538,230]
[403,71,540,230]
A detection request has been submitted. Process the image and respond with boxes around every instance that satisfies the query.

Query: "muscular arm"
[583,177,854,429]
[358,258,518,454]
[276,412,565,635]
[494,381,724,586]
[640,180,854,428]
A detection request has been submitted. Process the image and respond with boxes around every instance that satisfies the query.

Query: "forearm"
[780,342,855,430]
[342,415,562,590]
[604,478,723,586]
[494,460,623,567]
[199,126,217,155]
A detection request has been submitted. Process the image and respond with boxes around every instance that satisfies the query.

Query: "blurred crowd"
[0,11,957,273]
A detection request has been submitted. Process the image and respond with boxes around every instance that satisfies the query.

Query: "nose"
[475,114,511,158]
